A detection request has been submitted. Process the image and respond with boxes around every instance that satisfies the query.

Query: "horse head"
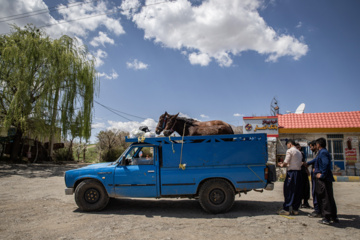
[155,111,169,135]
[163,113,179,137]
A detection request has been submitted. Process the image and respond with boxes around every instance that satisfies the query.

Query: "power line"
[94,100,147,121]
[39,9,118,29]
[95,100,146,120]
[0,0,100,22]
[0,0,174,35]
[94,101,134,121]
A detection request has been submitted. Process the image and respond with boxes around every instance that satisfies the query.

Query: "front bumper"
[65,188,74,195]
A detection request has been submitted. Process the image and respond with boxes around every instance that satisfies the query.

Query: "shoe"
[292,210,299,215]
[308,211,322,218]
[278,209,290,216]
[318,218,331,225]
[301,203,311,209]
[331,218,340,223]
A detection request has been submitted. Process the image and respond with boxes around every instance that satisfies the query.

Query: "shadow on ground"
[74,198,285,219]
[0,163,87,178]
[74,198,360,228]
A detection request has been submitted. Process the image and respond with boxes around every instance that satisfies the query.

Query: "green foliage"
[96,129,129,162]
[71,144,98,163]
[96,129,129,151]
[83,147,98,163]
[0,24,98,151]
[100,147,125,163]
[53,148,74,162]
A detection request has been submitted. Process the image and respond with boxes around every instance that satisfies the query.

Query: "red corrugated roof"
[278,111,360,129]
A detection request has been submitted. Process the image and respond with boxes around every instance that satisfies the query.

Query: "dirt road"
[0,163,359,240]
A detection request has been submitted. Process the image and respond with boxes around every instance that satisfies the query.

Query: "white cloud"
[92,122,106,129]
[47,0,125,38]
[0,1,125,38]
[120,0,141,19]
[98,69,119,80]
[90,31,115,47]
[0,0,51,34]
[188,52,211,66]
[178,112,200,121]
[92,49,108,67]
[200,114,209,118]
[178,112,190,118]
[233,113,244,117]
[129,0,308,66]
[166,112,199,121]
[0,1,126,69]
[108,118,158,133]
[296,21,303,28]
[126,59,149,70]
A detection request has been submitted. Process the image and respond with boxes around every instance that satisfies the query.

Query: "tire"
[199,179,235,214]
[74,179,109,212]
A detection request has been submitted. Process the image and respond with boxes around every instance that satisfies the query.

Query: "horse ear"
[165,111,168,115]
[175,113,179,117]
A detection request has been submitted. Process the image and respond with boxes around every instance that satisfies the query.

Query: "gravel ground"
[0,163,359,240]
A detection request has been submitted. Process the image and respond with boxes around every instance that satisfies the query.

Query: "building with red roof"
[243,111,360,175]
[278,111,360,133]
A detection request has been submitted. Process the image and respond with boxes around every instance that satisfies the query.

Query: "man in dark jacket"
[314,138,339,224]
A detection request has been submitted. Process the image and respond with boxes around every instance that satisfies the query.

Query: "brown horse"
[155,112,174,135]
[159,112,234,137]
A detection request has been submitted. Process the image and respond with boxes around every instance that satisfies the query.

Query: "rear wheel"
[75,179,109,211]
[199,179,235,214]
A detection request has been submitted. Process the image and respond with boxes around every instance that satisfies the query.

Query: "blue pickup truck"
[64,133,276,213]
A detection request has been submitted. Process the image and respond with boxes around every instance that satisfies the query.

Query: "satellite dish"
[295,103,305,114]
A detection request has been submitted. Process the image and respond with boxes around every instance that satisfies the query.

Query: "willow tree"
[0,24,98,161]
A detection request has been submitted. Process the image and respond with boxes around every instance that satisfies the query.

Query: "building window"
[327,134,344,139]
[329,140,344,160]
[327,139,345,170]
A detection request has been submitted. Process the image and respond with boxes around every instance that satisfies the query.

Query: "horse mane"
[176,117,198,126]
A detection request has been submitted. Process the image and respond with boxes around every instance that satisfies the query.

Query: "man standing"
[295,143,311,209]
[306,140,321,218]
[314,138,339,224]
[277,139,303,215]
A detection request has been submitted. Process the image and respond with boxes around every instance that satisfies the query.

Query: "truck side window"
[127,147,154,165]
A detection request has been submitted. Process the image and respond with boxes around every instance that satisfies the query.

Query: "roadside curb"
[334,176,360,182]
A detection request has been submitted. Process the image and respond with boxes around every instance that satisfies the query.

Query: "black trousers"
[311,171,320,212]
[283,170,302,211]
[301,169,310,203]
[315,178,337,219]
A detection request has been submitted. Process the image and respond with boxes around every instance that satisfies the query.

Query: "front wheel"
[199,179,235,214]
[75,179,109,211]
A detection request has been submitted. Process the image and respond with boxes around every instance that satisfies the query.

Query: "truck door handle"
[148,170,155,173]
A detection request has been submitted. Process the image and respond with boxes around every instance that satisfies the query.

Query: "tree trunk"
[0,143,4,158]
[34,138,39,163]
[83,142,87,162]
[77,138,81,161]
[10,127,23,162]
[67,138,74,161]
[48,86,60,159]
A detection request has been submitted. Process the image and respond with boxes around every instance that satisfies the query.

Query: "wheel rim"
[84,188,100,204]
[209,188,225,205]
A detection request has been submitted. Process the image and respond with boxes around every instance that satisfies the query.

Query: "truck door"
[114,146,158,198]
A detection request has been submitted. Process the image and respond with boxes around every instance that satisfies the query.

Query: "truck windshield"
[111,149,128,165]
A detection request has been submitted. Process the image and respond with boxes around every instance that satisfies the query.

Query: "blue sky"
[1,0,359,142]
